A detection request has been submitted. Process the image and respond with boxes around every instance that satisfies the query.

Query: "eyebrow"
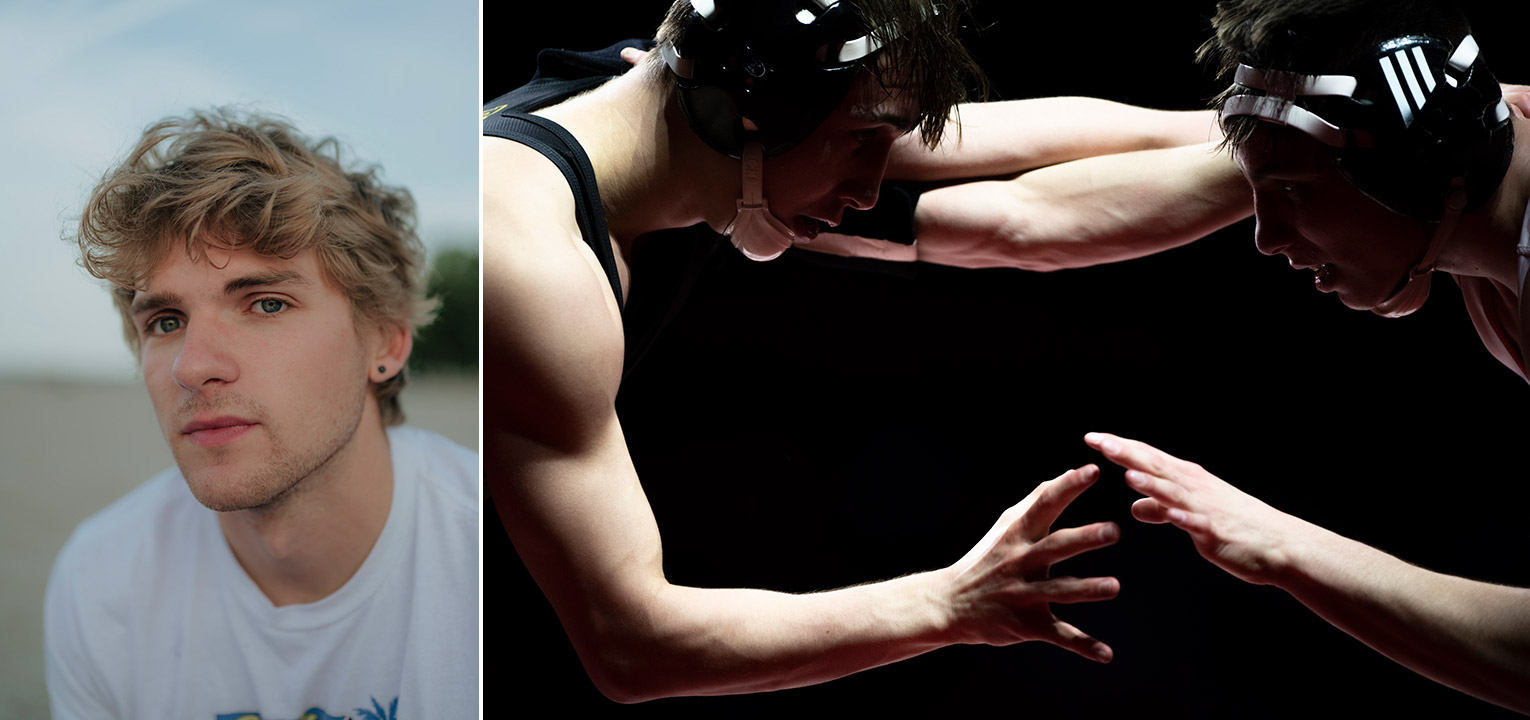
[129,269,312,317]
[222,270,309,295]
[851,103,919,134]
[1241,152,1310,185]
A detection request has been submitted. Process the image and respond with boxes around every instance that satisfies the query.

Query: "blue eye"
[150,316,182,335]
[256,298,287,314]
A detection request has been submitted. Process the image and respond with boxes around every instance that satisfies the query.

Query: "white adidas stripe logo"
[1378,46,1438,126]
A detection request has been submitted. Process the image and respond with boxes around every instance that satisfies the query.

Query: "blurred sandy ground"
[0,372,478,718]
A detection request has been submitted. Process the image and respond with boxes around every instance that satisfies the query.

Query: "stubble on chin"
[173,391,365,514]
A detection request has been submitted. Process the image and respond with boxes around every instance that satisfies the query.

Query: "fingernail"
[1100,438,1119,454]
[1100,524,1118,541]
[1084,432,1101,444]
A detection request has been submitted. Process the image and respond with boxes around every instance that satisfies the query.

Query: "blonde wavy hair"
[75,108,436,426]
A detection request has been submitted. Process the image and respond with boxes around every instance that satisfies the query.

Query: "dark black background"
[484,2,1529,716]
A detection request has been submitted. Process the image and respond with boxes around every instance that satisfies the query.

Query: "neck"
[1436,115,1530,291]
[537,64,741,255]
[216,398,394,607]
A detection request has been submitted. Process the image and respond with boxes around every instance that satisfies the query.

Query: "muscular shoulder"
[481,137,624,453]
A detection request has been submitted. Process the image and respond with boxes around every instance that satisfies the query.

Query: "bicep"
[480,205,667,668]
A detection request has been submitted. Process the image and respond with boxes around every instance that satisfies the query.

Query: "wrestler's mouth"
[1287,257,1336,293]
[798,217,823,241]
[1313,263,1335,292]
[799,215,841,240]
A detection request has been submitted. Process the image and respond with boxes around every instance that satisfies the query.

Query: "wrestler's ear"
[367,320,413,382]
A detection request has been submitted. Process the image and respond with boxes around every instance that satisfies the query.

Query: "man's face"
[761,68,919,240]
[131,246,376,512]
[1235,124,1433,311]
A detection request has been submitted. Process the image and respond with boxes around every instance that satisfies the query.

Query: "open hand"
[1085,432,1304,586]
[943,465,1121,662]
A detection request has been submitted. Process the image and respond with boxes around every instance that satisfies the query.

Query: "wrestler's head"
[1202,0,1511,315]
[653,0,982,254]
[75,109,435,510]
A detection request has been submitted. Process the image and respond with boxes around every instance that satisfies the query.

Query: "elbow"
[576,629,688,704]
[588,668,661,705]
[581,654,667,703]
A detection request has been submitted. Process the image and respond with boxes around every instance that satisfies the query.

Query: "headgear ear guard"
[660,0,892,158]
[1222,33,1516,316]
[1224,34,1513,221]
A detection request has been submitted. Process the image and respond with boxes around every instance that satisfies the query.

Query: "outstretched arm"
[911,142,1251,270]
[1084,432,1530,714]
[888,98,1223,181]
[484,137,1122,702]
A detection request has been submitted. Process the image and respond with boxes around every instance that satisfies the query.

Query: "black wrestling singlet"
[482,112,624,311]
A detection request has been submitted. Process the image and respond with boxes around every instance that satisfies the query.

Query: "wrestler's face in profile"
[762,66,918,240]
[1236,124,1433,311]
[132,246,379,512]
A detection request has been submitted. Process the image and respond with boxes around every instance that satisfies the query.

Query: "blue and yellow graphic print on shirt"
[215,694,398,720]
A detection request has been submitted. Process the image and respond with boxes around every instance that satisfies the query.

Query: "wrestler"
[485,0,1251,702]
[1088,0,1530,712]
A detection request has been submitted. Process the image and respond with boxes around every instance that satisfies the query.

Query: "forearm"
[889,98,1222,182]
[1273,520,1530,713]
[496,429,964,703]
[914,142,1251,270]
[504,437,1117,703]
[576,570,958,702]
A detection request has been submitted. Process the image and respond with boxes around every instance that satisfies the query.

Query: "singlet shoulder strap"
[1516,197,1530,377]
[484,111,623,312]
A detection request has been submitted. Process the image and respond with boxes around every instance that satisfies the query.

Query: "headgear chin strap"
[1222,33,1514,316]
[724,142,798,261]
[1370,178,1466,317]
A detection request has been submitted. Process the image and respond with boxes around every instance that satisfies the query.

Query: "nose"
[1252,219,1297,257]
[839,141,893,212]
[1251,191,1296,257]
[842,179,881,211]
[171,319,239,392]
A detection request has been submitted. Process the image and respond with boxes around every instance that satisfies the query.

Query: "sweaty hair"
[652,0,985,149]
[75,108,436,426]
[1199,0,1472,149]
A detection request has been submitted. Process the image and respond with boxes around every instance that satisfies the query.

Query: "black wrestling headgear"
[660,0,895,158]
[1223,34,1513,221]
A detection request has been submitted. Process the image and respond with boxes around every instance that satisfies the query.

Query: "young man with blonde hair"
[46,108,478,719]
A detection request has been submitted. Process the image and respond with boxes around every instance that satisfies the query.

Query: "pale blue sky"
[0,0,478,379]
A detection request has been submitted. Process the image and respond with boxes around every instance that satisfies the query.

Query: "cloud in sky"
[0,0,477,379]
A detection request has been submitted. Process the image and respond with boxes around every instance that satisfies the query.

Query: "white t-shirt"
[45,426,479,720]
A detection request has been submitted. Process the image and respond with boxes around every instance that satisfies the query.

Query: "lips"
[1283,254,1337,293]
[1312,263,1336,292]
[795,217,823,241]
[181,416,259,447]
